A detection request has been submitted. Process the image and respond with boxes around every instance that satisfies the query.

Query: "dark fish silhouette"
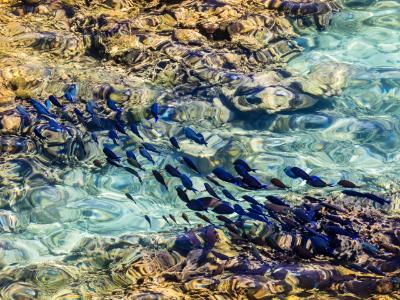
[169,214,177,224]
[48,119,64,132]
[204,183,221,200]
[124,167,143,184]
[243,195,259,205]
[183,127,207,146]
[93,159,102,168]
[246,211,269,223]
[182,157,200,174]
[29,99,54,117]
[106,98,123,112]
[206,176,224,187]
[234,159,256,172]
[169,137,180,149]
[130,123,143,140]
[152,170,168,190]
[64,84,77,103]
[182,213,190,224]
[290,167,310,180]
[323,224,358,238]
[74,108,86,123]
[103,146,120,161]
[306,175,330,188]
[194,212,213,225]
[337,179,360,188]
[216,215,232,224]
[363,193,390,205]
[142,142,160,154]
[186,197,216,212]
[304,196,346,213]
[127,158,144,171]
[16,105,30,127]
[222,189,237,202]
[165,164,181,178]
[212,167,237,183]
[176,187,190,203]
[292,207,315,224]
[144,215,151,228]
[33,127,46,140]
[150,102,159,122]
[265,195,289,207]
[242,174,267,189]
[125,193,136,204]
[126,150,136,160]
[106,158,122,167]
[48,95,63,108]
[139,146,155,164]
[162,215,171,225]
[179,174,197,192]
[234,204,246,216]
[234,164,249,177]
[115,121,127,135]
[270,178,288,189]
[108,129,119,145]
[212,202,234,215]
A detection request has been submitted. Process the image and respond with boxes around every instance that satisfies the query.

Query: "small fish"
[306,175,330,188]
[48,119,64,132]
[204,183,221,200]
[206,176,224,187]
[93,159,102,168]
[234,159,256,172]
[179,174,197,192]
[142,142,160,154]
[212,202,234,215]
[216,215,232,224]
[304,196,346,213]
[242,174,267,189]
[103,146,120,161]
[169,136,180,149]
[106,158,122,167]
[284,167,297,179]
[16,105,30,127]
[74,108,86,123]
[246,211,269,223]
[234,164,249,177]
[337,179,360,188]
[195,212,213,225]
[106,98,123,112]
[150,102,159,122]
[182,212,190,224]
[222,189,237,202]
[270,178,288,189]
[292,207,315,224]
[139,146,155,164]
[342,190,365,198]
[183,127,207,146]
[124,167,143,184]
[64,84,77,103]
[129,123,143,140]
[182,157,200,174]
[115,121,127,135]
[162,215,171,225]
[144,215,151,228]
[243,195,259,205]
[176,187,190,203]
[108,129,119,145]
[165,164,181,178]
[125,193,136,204]
[186,197,215,211]
[29,99,54,117]
[363,192,390,205]
[48,95,63,108]
[290,167,310,180]
[212,167,237,184]
[152,170,168,190]
[126,150,136,160]
[323,224,358,238]
[234,204,246,216]
[44,99,52,110]
[169,214,177,224]
[265,195,289,207]
[91,132,99,144]
[127,157,145,171]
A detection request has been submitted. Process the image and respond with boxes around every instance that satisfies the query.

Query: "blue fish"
[165,164,181,178]
[106,98,123,112]
[103,146,120,161]
[33,127,46,140]
[150,102,159,122]
[234,164,249,177]
[48,95,63,108]
[292,207,315,224]
[222,189,237,202]
[48,119,64,132]
[242,195,259,205]
[307,175,330,188]
[179,173,197,192]
[108,129,119,145]
[115,121,127,135]
[290,167,310,180]
[64,84,77,103]
[284,167,297,179]
[234,159,256,172]
[182,157,200,174]
[144,215,151,228]
[246,212,269,223]
[16,105,30,127]
[152,170,168,190]
[212,202,234,215]
[310,235,333,256]
[234,204,246,216]
[183,127,207,146]
[204,183,221,200]
[176,187,190,203]
[212,167,237,184]
[139,146,155,164]
[91,132,99,144]
[106,158,122,167]
[129,123,143,140]
[363,192,390,205]
[342,190,365,198]
[169,137,180,149]
[124,167,143,183]
[142,142,160,154]
[242,174,267,189]
[85,100,98,115]
[29,99,54,117]
[186,197,213,211]
[44,99,51,110]
[74,108,86,123]
[265,195,288,207]
[126,150,136,160]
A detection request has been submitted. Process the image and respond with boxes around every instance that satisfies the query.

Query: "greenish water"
[0,0,399,297]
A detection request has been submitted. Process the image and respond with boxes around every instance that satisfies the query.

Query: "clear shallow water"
[0,0,399,279]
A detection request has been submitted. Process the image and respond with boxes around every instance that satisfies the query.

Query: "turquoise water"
[0,0,399,274]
